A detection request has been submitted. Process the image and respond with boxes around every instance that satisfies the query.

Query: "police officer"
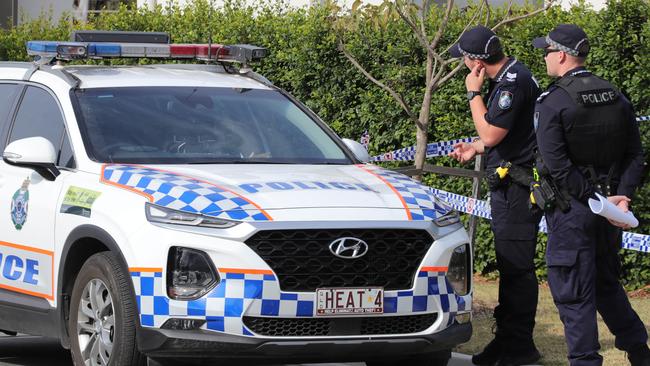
[532,24,650,366]
[449,26,542,366]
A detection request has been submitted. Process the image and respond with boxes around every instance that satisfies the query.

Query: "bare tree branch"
[443,0,486,54]
[484,0,491,26]
[503,0,515,18]
[437,61,464,86]
[420,0,430,42]
[492,1,554,31]
[395,3,432,57]
[429,0,454,51]
[338,41,423,129]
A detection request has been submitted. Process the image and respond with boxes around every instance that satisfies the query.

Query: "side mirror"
[3,137,60,181]
[342,138,370,163]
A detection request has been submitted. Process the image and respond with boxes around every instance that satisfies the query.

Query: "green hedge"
[1,0,648,288]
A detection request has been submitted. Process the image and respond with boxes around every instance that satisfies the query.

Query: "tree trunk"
[414,124,428,181]
[413,80,433,181]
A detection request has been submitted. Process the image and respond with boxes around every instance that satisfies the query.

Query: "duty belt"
[486,161,534,191]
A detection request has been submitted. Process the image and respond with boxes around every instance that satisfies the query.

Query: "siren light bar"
[26,31,268,64]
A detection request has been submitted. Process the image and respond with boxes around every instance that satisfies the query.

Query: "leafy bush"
[1,0,648,288]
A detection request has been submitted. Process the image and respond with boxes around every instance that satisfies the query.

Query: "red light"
[195,44,230,60]
[170,44,197,58]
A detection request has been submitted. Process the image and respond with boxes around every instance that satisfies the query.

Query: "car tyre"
[366,349,451,366]
[69,252,146,366]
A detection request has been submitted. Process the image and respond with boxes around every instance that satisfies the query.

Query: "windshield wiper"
[187,159,295,164]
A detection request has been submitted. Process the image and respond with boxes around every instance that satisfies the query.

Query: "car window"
[0,83,23,150]
[59,133,76,169]
[73,87,351,165]
[8,86,73,168]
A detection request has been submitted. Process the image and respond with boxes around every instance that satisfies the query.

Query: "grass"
[454,277,650,366]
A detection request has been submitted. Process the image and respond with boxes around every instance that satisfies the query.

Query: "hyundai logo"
[329,237,369,259]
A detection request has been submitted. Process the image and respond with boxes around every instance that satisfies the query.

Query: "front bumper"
[138,321,472,364]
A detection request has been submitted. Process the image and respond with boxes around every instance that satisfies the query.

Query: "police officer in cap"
[449,25,542,366]
[533,24,650,366]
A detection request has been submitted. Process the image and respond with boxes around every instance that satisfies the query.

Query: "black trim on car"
[139,322,471,364]
[0,288,59,337]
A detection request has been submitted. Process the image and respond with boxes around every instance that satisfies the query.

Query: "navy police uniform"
[484,57,543,355]
[533,24,649,366]
[452,26,543,364]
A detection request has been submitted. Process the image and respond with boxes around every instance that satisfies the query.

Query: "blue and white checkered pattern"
[428,188,649,253]
[369,115,649,162]
[371,137,474,162]
[131,268,468,337]
[623,232,650,253]
[359,165,451,220]
[102,164,270,221]
[431,188,492,219]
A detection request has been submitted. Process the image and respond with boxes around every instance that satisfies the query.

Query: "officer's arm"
[478,83,526,147]
[469,98,508,147]
[616,104,646,198]
[535,103,594,202]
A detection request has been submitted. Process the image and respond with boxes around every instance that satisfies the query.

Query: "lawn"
[455,277,650,366]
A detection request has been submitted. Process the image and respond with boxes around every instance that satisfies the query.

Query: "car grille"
[243,313,437,337]
[244,229,434,292]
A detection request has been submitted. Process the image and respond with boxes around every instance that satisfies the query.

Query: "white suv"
[0,31,472,366]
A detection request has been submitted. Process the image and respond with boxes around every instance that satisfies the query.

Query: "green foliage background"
[1,0,648,288]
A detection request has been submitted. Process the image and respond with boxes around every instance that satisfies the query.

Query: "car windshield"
[72,87,351,164]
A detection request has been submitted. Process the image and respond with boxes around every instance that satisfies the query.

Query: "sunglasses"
[544,48,561,57]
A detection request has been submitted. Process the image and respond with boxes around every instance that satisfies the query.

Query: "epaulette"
[536,85,558,103]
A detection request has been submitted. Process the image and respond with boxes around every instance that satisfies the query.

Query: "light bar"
[27,41,58,56]
[26,40,266,64]
[72,30,170,44]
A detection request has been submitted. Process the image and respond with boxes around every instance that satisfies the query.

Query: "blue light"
[26,41,58,54]
[88,43,121,57]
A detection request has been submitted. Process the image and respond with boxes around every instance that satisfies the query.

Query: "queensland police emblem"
[11,178,30,230]
[498,90,513,110]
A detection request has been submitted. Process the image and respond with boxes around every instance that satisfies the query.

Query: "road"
[0,334,474,366]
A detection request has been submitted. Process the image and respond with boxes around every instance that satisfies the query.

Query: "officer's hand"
[606,195,632,229]
[465,64,486,92]
[449,142,477,163]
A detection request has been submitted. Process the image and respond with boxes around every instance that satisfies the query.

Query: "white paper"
[588,193,638,228]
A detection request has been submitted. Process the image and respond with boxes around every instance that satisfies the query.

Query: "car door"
[0,84,74,303]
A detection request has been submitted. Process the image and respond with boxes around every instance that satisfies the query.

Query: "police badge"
[498,90,513,110]
[11,178,30,230]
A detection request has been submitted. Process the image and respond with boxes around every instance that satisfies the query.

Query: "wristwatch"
[466,90,481,101]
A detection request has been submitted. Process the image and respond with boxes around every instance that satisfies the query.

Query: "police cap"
[450,25,502,59]
[532,24,590,57]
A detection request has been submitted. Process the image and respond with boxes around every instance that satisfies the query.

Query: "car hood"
[100,163,451,222]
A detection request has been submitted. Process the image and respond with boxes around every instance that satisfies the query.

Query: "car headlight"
[145,203,239,229]
[167,246,219,300]
[446,244,470,296]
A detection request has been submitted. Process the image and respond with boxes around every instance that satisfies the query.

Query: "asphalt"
[0,334,474,366]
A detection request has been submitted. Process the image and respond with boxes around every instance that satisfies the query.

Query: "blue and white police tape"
[431,187,650,253]
[371,137,474,162]
[367,115,650,162]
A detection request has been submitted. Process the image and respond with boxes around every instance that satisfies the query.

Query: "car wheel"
[366,349,451,366]
[69,252,145,366]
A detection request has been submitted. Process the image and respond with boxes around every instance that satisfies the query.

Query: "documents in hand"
[588,193,639,228]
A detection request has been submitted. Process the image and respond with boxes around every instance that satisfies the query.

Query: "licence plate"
[316,287,384,315]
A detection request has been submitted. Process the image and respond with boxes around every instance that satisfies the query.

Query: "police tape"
[368,115,650,162]
[430,187,650,253]
[371,137,474,162]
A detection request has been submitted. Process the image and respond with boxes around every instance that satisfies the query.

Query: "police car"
[0,31,471,366]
